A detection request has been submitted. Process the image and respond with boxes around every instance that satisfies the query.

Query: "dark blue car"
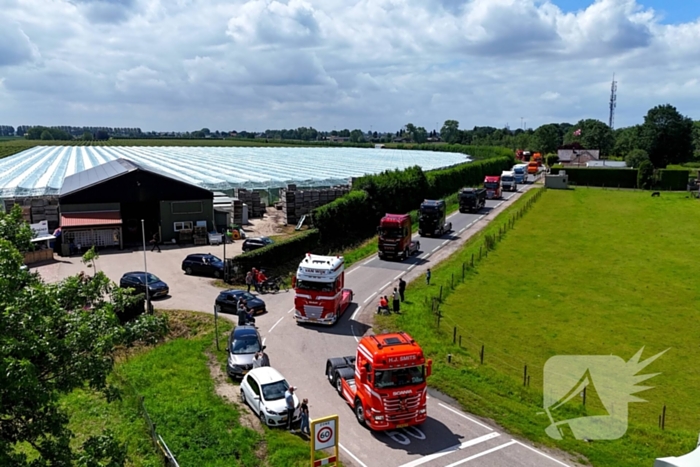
[119,271,169,298]
[215,290,266,315]
[182,253,224,278]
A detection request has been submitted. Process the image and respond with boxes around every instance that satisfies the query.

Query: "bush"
[313,191,375,242]
[228,229,321,277]
[625,149,649,168]
[638,161,655,189]
[545,153,559,166]
[658,169,689,190]
[551,166,638,188]
[352,166,430,220]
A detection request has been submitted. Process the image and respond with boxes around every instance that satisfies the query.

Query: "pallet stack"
[4,198,59,231]
[280,185,350,225]
[234,189,263,218]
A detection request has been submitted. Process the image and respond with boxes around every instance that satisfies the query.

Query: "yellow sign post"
[310,415,339,467]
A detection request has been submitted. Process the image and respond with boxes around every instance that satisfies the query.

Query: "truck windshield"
[460,193,475,199]
[484,182,499,189]
[502,177,514,182]
[296,279,334,292]
[379,228,403,238]
[374,366,425,388]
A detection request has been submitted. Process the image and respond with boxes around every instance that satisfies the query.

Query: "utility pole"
[609,73,618,130]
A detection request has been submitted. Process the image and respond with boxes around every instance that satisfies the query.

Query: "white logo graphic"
[543,347,667,440]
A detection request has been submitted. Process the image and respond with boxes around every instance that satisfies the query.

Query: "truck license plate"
[396,423,408,428]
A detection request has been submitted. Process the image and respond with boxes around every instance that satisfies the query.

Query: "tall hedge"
[312,190,376,242]
[352,166,430,218]
[426,156,513,198]
[658,169,689,190]
[228,229,321,277]
[550,167,638,188]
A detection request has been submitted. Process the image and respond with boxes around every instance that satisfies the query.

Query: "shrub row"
[425,157,513,198]
[658,169,689,190]
[384,143,513,160]
[551,166,638,188]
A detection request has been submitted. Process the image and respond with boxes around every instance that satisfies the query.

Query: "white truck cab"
[501,170,517,192]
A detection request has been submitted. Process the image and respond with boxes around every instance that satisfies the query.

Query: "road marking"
[394,272,404,280]
[397,432,501,467]
[268,316,284,333]
[407,264,416,271]
[422,253,431,259]
[431,246,441,253]
[441,240,449,246]
[443,440,517,467]
[438,403,494,431]
[262,337,266,346]
[380,281,391,290]
[350,305,362,321]
[351,325,359,342]
[512,440,572,466]
[494,201,505,208]
[447,212,458,220]
[339,444,368,467]
[287,307,295,314]
[459,228,466,233]
[361,258,375,266]
[345,269,356,275]
[363,292,377,304]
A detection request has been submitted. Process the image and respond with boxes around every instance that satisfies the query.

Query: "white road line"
[393,272,404,280]
[351,325,359,342]
[339,443,368,467]
[363,292,377,304]
[345,269,356,275]
[441,240,449,246]
[431,246,441,253]
[459,228,466,233]
[262,337,266,346]
[512,441,572,467]
[380,281,391,290]
[287,307,295,314]
[438,403,494,431]
[268,316,284,333]
[407,264,416,271]
[447,213,458,219]
[422,253,431,259]
[444,440,517,467]
[397,432,501,467]
[361,258,375,266]
[350,305,362,321]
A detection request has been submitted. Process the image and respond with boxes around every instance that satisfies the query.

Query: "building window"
[174,221,193,231]
[171,201,203,214]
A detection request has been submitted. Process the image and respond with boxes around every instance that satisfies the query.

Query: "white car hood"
[263,394,299,414]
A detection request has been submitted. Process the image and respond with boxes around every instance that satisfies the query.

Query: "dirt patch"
[244,207,288,238]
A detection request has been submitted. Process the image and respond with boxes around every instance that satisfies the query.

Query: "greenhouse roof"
[0,145,469,198]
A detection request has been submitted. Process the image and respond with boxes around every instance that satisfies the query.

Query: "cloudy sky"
[1,0,699,132]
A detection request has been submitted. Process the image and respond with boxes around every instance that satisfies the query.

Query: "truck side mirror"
[426,359,433,377]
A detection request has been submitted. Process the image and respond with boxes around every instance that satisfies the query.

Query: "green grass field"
[379,188,700,467]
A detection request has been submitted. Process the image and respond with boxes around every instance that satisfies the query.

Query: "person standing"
[300,398,310,436]
[426,268,431,285]
[251,267,259,293]
[150,232,160,252]
[237,299,248,326]
[285,386,297,432]
[398,277,406,302]
[392,287,400,313]
[377,295,389,314]
[245,271,253,293]
[252,351,263,369]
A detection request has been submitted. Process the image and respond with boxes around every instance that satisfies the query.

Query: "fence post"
[471,253,474,267]
[462,262,465,280]
[480,344,484,364]
[479,246,482,260]
[453,326,457,344]
[662,405,666,430]
[451,273,454,289]
[583,386,587,406]
[439,285,443,302]
[523,365,528,386]
[459,335,462,347]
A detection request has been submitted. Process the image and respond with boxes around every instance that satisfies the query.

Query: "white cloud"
[0,0,699,131]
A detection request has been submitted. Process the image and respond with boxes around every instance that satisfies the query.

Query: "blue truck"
[513,164,528,184]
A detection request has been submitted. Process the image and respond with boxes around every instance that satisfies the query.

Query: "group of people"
[245,268,268,293]
[284,386,310,436]
[377,277,406,314]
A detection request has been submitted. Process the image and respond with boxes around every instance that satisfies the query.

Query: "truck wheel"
[335,373,343,394]
[354,398,366,426]
[326,363,336,386]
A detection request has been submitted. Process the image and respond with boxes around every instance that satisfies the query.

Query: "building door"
[121,201,160,245]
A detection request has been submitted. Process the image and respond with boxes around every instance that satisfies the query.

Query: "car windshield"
[205,255,222,263]
[261,380,289,401]
[230,336,261,354]
[134,273,160,284]
[484,182,499,189]
[374,366,425,389]
[379,227,403,238]
[296,279,334,292]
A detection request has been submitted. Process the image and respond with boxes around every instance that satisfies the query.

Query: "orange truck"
[293,254,353,325]
[377,213,420,261]
[326,332,432,430]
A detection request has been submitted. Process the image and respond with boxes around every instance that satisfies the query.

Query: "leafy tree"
[564,119,615,157]
[0,238,168,466]
[40,130,54,140]
[693,121,700,159]
[349,129,365,143]
[82,131,94,141]
[613,125,642,157]
[0,204,35,253]
[413,127,428,144]
[440,120,460,144]
[625,148,650,168]
[640,104,694,168]
[532,124,562,154]
[201,128,210,136]
[637,160,655,189]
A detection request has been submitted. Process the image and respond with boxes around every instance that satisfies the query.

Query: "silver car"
[226,325,263,379]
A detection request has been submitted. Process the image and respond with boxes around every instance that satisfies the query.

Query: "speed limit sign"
[310,415,339,466]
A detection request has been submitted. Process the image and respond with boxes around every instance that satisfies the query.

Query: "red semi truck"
[377,213,420,261]
[325,332,432,430]
[293,254,353,325]
[484,175,502,199]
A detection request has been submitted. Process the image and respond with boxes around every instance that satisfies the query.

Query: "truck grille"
[383,394,422,421]
[303,305,324,319]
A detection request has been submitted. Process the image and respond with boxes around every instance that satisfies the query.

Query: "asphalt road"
[244,182,581,467]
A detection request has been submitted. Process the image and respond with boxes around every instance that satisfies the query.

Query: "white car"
[240,367,301,427]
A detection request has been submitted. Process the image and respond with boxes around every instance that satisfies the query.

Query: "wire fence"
[113,370,180,466]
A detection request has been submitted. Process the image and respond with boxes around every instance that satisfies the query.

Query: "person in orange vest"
[256,270,268,291]
[377,296,389,314]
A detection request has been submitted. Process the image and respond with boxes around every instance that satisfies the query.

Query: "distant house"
[558,149,600,166]
[586,160,628,169]
[329,136,350,143]
[426,137,442,143]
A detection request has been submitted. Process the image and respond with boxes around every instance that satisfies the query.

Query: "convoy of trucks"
[292,254,354,325]
[458,187,486,213]
[326,331,432,430]
[484,175,503,199]
[418,199,452,237]
[377,213,420,261]
[501,170,517,192]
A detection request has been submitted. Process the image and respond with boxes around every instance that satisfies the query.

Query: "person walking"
[285,386,297,432]
[426,268,431,285]
[150,232,160,252]
[392,287,401,313]
[245,271,253,293]
[251,267,260,293]
[260,349,270,367]
[398,277,406,302]
[300,398,310,436]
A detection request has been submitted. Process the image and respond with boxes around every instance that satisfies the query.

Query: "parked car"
[240,366,300,427]
[119,272,169,298]
[182,253,224,278]
[215,290,266,315]
[242,236,274,253]
[227,325,264,379]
